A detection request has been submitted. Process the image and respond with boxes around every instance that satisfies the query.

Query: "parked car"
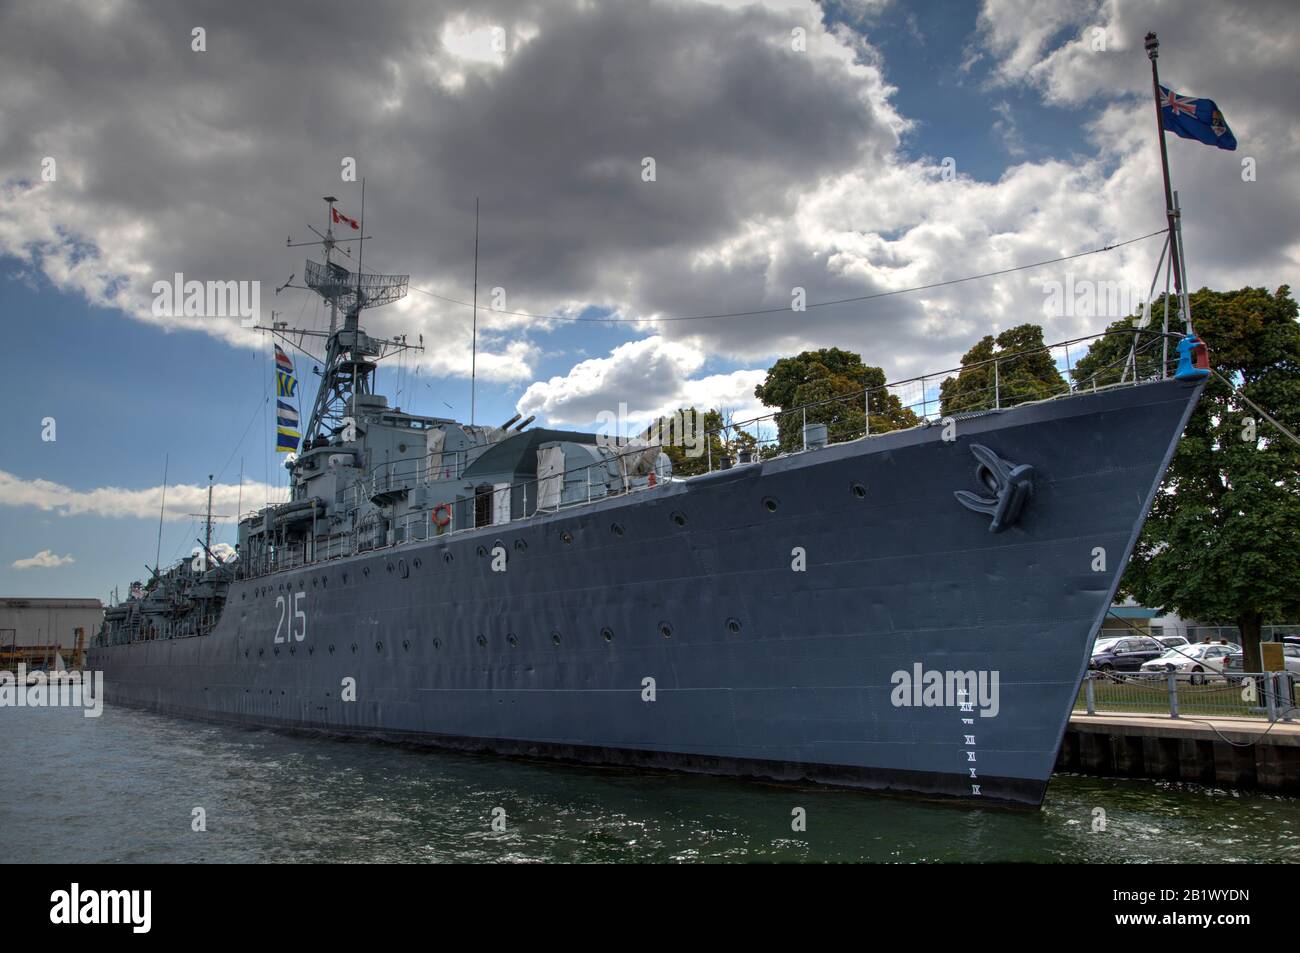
[1223,643,1300,678]
[1139,642,1242,684]
[1155,635,1190,649]
[1090,636,1167,672]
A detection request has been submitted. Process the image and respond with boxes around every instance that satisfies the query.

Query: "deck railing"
[238,326,1192,576]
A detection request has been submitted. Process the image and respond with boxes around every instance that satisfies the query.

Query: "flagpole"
[1172,189,1192,332]
[1144,32,1187,323]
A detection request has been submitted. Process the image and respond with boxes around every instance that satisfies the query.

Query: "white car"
[1139,642,1242,684]
[1223,644,1300,678]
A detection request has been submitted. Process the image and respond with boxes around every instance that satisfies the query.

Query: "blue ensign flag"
[1159,85,1236,151]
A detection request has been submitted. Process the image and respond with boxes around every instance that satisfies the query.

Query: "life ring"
[432,503,452,528]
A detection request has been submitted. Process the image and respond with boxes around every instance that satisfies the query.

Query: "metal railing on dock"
[1076,670,1299,722]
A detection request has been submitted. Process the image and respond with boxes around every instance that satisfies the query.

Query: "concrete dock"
[1058,713,1300,793]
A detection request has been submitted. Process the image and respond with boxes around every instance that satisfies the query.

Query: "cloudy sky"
[1,0,1297,599]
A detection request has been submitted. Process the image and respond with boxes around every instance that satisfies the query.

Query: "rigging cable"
[406,228,1170,325]
[1209,368,1300,450]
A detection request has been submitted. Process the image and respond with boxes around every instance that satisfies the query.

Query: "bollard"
[1167,671,1180,718]
[1085,674,1096,715]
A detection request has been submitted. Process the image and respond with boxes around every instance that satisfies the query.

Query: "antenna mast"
[154,453,168,574]
[471,197,479,426]
[260,193,421,450]
[205,474,214,555]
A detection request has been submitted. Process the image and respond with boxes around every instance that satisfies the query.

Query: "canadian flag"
[332,207,360,230]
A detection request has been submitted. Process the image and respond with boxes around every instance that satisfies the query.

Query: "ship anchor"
[953,444,1034,533]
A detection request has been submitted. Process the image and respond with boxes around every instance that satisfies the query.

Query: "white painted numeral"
[274,595,286,644]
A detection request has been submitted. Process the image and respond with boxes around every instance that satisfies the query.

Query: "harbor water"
[3,704,1297,863]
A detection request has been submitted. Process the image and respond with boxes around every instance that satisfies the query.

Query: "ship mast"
[260,193,420,451]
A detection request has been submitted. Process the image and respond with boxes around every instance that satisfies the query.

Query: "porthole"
[560,531,574,544]
[398,443,408,454]
[312,577,318,589]
[477,634,487,648]
[308,645,315,655]
[762,497,779,513]
[362,566,370,578]
[477,545,488,557]
[321,576,328,588]
[514,538,527,551]
[257,648,264,657]
[507,633,518,647]
[432,638,441,650]
[328,644,335,654]
[375,641,383,653]
[726,617,743,635]
[289,645,296,655]
[342,572,349,584]
[610,522,625,537]
[402,639,410,651]
[601,627,614,643]
[551,630,562,646]
[670,511,687,527]
[413,558,422,569]
[850,482,867,499]
[350,642,358,654]
[386,562,394,574]
[443,551,454,563]
[243,648,249,657]
[398,559,409,579]
[659,621,673,639]
[273,647,279,656]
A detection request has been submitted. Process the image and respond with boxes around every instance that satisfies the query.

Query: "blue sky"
[2,0,1295,600]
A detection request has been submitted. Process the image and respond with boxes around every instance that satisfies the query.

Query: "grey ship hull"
[91,378,1202,805]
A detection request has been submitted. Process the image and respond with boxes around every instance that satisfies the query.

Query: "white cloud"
[516,335,707,425]
[0,470,285,521]
[12,549,75,569]
[1,0,1295,416]
[992,100,1026,156]
[515,334,769,428]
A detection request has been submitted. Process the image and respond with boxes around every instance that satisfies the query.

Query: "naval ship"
[91,198,1209,806]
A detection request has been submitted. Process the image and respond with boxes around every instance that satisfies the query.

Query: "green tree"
[940,323,1069,416]
[1070,305,1174,389]
[1087,286,1300,670]
[753,347,917,454]
[652,407,756,476]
